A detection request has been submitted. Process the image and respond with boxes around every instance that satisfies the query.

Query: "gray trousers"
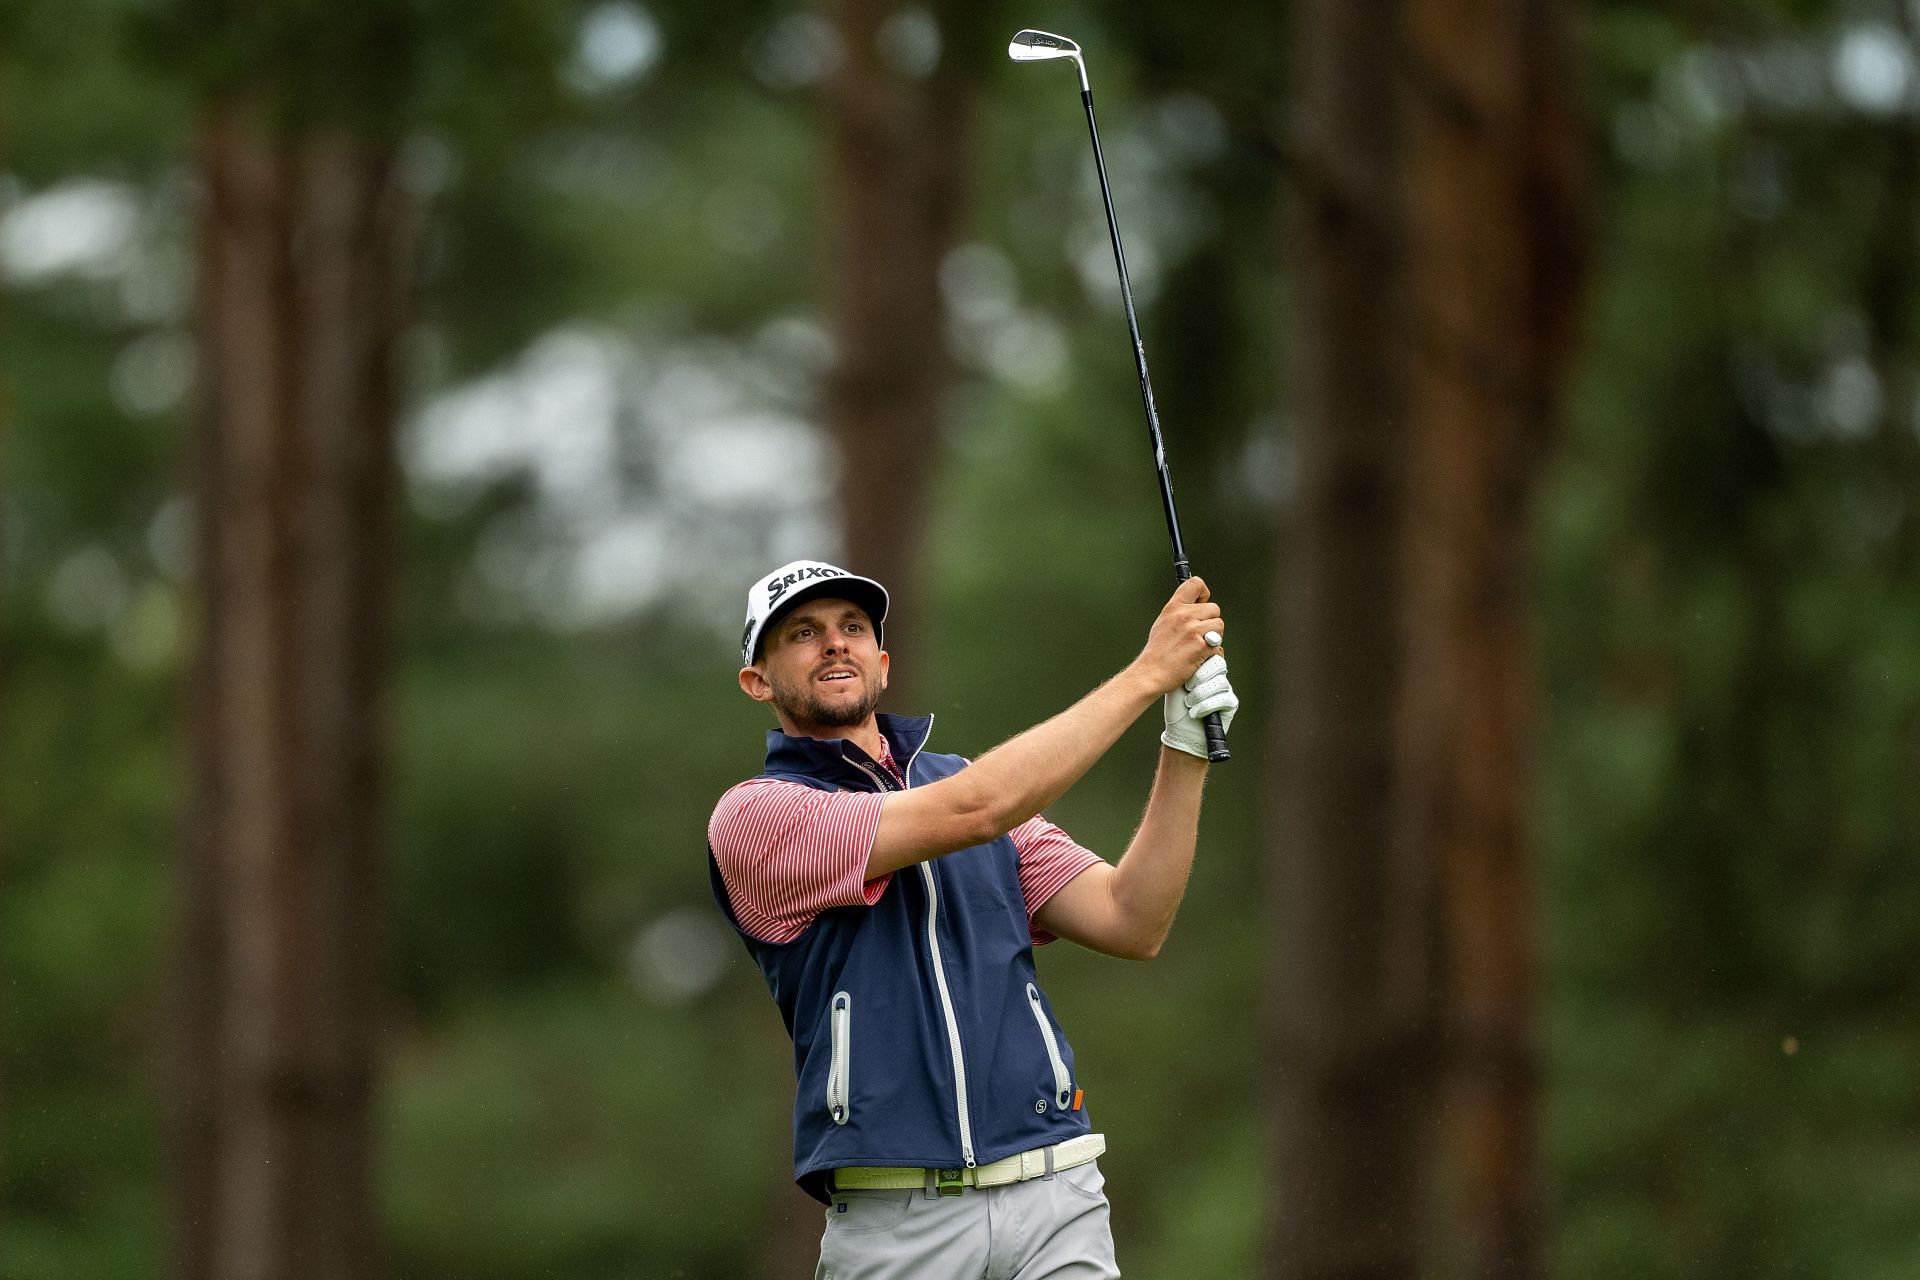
[813,1159,1121,1280]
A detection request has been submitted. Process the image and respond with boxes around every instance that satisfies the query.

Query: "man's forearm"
[871,580,1221,878]
[868,664,1166,879]
[1107,746,1209,957]
[950,666,1160,838]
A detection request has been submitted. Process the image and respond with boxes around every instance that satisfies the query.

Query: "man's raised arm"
[867,578,1223,879]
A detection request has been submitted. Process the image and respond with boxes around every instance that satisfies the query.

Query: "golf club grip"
[1172,563,1231,763]
[1202,712,1230,763]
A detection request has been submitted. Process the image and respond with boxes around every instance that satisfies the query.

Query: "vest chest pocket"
[827,991,853,1125]
[1025,983,1073,1110]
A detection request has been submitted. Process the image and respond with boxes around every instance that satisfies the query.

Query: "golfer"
[707,559,1238,1279]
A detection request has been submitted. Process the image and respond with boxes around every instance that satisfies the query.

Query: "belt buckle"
[934,1168,966,1196]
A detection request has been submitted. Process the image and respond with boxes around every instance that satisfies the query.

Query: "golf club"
[1008,28,1229,763]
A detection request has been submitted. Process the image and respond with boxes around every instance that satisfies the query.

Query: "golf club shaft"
[1078,87,1230,763]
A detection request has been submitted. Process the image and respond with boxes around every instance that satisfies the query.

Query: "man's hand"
[1130,577,1224,696]
[1162,654,1238,758]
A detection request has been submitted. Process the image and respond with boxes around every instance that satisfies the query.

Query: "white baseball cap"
[739,559,890,666]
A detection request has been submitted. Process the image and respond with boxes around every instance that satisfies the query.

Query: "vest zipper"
[918,863,976,1167]
[854,739,976,1169]
[827,990,852,1125]
[1026,982,1073,1110]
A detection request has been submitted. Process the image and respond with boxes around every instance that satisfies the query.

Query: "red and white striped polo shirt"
[709,742,1103,947]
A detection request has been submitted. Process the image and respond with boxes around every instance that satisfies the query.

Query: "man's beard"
[769,669,884,731]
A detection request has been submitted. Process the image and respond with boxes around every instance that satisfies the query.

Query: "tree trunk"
[1269,2,1434,1277]
[175,104,409,1280]
[1269,2,1584,1277]
[821,0,975,692]
[1400,4,1584,1276]
[0,100,9,1250]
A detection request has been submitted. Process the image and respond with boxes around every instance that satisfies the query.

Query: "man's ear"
[878,649,889,690]
[739,665,774,704]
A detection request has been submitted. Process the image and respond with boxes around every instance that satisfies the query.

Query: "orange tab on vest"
[1071,1089,1084,1111]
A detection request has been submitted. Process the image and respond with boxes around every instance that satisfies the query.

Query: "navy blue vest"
[708,713,1093,1204]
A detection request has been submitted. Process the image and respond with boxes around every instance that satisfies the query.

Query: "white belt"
[832,1133,1106,1194]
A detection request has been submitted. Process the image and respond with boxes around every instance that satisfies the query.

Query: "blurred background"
[4,0,1919,1276]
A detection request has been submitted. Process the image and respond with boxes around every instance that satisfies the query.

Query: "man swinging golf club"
[707,559,1238,1278]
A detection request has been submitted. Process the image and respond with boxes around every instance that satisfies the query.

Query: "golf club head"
[1008,29,1088,91]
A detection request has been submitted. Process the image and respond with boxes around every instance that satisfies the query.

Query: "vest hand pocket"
[1025,983,1073,1111]
[827,990,853,1125]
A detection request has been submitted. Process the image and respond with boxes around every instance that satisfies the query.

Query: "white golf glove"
[1161,654,1238,758]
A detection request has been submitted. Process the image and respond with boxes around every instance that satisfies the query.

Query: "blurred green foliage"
[4,0,1920,1277]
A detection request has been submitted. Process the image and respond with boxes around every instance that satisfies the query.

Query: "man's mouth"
[817,669,859,683]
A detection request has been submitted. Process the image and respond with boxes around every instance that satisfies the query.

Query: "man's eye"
[846,623,863,633]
